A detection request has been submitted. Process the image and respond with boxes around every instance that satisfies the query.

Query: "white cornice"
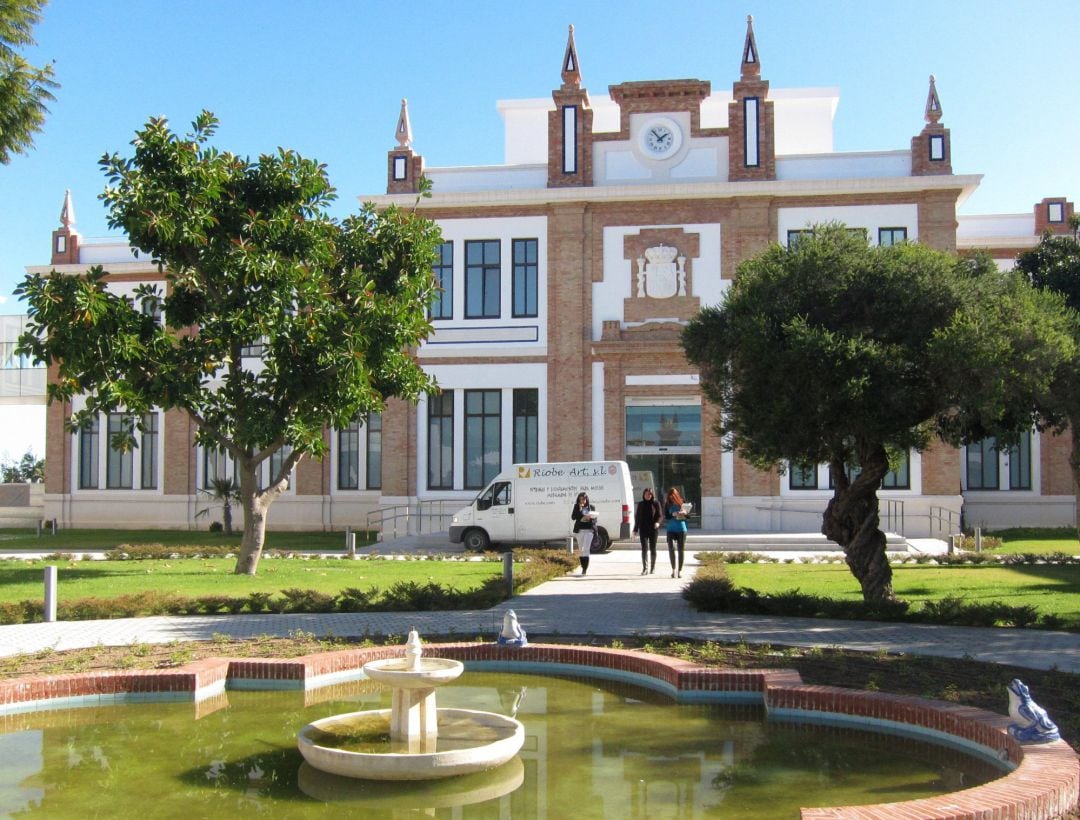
[362,174,982,210]
[956,236,1039,250]
[25,262,162,275]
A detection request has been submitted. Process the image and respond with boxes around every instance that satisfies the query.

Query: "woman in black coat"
[570,492,596,576]
[632,488,662,575]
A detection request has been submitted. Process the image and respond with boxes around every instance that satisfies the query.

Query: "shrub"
[278,588,336,613]
[337,587,377,612]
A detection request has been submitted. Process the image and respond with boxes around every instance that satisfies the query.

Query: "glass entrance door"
[627,454,702,529]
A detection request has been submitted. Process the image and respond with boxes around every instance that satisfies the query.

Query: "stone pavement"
[1,548,1077,673]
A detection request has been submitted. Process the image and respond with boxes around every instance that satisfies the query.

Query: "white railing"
[882,499,905,535]
[929,505,961,539]
[366,500,458,541]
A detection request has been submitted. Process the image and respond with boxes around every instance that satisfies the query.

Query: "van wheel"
[463,528,491,551]
[593,526,610,553]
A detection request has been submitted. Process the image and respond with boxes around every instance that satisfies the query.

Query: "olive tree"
[1014,224,1080,538]
[18,112,441,574]
[683,224,1074,600]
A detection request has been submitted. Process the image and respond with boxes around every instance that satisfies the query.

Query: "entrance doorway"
[627,454,701,529]
[625,402,702,529]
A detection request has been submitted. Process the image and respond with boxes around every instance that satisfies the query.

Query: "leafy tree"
[683,224,1074,600]
[1014,228,1080,538]
[1,449,43,483]
[0,0,58,164]
[17,112,441,574]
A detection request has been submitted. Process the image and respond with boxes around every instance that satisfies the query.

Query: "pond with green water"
[0,671,1004,818]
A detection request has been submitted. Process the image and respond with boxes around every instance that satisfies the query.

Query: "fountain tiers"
[297,630,525,780]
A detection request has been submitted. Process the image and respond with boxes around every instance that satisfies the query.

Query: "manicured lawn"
[0,556,504,604]
[984,527,1079,555]
[0,528,374,552]
[722,561,1080,625]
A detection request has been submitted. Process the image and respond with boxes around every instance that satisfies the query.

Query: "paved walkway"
[1,548,1077,673]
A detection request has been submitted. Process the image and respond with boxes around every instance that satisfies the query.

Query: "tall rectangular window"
[744,97,760,167]
[465,389,501,489]
[338,420,360,490]
[106,413,134,489]
[465,240,500,319]
[203,447,230,490]
[428,391,454,490]
[513,388,538,464]
[366,412,382,490]
[966,438,999,490]
[430,241,453,320]
[512,239,538,318]
[1048,202,1065,223]
[79,417,99,489]
[789,463,818,490]
[929,134,945,161]
[1009,432,1031,490]
[878,227,908,246]
[269,445,292,487]
[140,412,158,489]
[562,105,577,174]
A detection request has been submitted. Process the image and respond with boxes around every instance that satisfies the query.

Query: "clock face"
[639,117,682,159]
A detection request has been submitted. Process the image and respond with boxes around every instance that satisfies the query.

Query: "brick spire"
[911,74,951,175]
[925,74,943,124]
[740,14,761,79]
[561,24,582,89]
[387,99,423,194]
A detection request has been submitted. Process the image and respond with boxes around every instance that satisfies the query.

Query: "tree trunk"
[821,446,894,601]
[222,499,233,535]
[234,491,268,576]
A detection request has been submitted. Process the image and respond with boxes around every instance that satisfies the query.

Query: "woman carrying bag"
[570,492,597,576]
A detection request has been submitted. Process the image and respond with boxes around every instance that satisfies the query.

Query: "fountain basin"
[298,707,525,780]
[362,657,464,689]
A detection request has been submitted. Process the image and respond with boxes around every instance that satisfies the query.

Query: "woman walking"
[570,491,596,576]
[664,487,688,578]
[632,488,662,575]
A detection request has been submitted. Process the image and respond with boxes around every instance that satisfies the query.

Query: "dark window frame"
[512,388,539,464]
[140,412,158,489]
[430,241,453,320]
[464,389,501,490]
[366,412,382,490]
[106,412,135,489]
[464,240,501,319]
[966,438,1000,491]
[338,420,360,490]
[78,417,99,490]
[428,391,454,490]
[878,227,908,246]
[511,238,538,318]
[743,96,761,168]
[789,462,818,490]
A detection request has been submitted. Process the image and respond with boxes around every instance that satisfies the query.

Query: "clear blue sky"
[2,0,1078,306]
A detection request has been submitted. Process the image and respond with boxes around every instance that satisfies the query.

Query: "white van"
[448,461,634,551]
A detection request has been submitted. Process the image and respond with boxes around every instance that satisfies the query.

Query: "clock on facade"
[639,117,683,159]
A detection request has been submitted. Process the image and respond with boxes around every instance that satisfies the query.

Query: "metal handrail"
[929,505,960,539]
[365,499,458,541]
[882,498,905,536]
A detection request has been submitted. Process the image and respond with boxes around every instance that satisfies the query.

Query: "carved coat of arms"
[636,245,687,298]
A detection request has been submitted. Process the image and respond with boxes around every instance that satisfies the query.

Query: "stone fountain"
[297,631,524,780]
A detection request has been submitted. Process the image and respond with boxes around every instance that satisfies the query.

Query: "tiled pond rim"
[0,643,1076,820]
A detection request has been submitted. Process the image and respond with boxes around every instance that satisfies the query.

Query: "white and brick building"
[36,20,1077,536]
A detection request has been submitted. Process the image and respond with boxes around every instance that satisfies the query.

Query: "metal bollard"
[44,565,58,622]
[503,551,514,596]
[975,527,982,554]
[947,534,956,555]
[347,531,356,558]
[36,520,42,537]
[51,518,58,535]
[566,535,575,554]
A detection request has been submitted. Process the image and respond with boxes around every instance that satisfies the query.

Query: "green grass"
[722,561,1080,625]
[0,556,503,604]
[0,528,375,552]
[984,526,1080,555]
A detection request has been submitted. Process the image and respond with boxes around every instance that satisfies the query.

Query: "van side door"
[475,480,514,541]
